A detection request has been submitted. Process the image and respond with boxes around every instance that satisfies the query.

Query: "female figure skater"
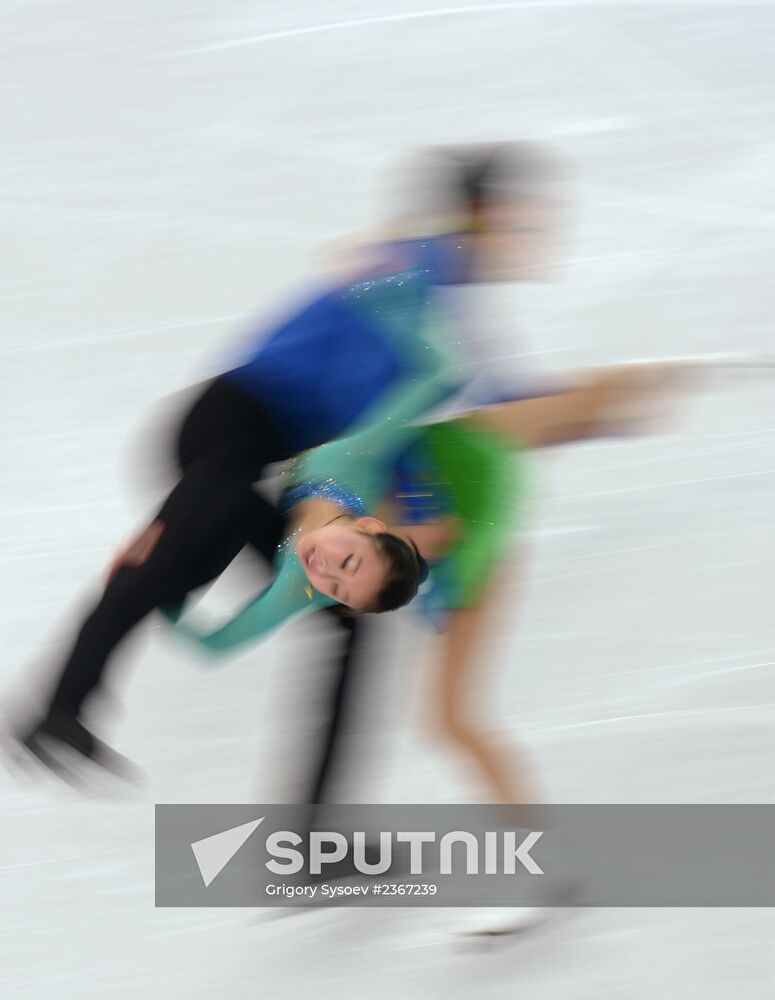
[164,362,683,650]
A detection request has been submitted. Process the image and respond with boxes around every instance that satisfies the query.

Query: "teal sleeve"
[349,334,456,440]
[341,272,462,450]
[161,555,335,658]
[332,269,464,461]
[297,301,464,506]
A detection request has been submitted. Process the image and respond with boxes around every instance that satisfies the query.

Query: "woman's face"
[296,517,390,611]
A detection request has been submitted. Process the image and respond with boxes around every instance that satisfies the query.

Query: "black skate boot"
[15,709,141,788]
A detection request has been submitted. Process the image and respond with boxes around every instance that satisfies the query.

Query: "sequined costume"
[169,414,529,653]
[396,423,528,618]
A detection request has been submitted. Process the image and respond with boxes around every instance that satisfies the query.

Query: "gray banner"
[155,804,775,907]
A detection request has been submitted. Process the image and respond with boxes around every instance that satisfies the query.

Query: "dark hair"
[394,141,564,230]
[458,144,518,215]
[368,532,428,614]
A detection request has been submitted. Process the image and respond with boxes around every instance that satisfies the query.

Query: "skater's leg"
[45,518,203,721]
[57,469,284,719]
[109,376,286,581]
[305,613,368,804]
[37,381,287,727]
[430,568,541,805]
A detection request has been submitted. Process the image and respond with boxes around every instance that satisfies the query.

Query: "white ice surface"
[2,2,775,998]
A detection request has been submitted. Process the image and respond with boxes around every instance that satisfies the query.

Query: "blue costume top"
[223,235,470,452]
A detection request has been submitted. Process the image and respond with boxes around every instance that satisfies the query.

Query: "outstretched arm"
[161,563,333,657]
[462,362,690,449]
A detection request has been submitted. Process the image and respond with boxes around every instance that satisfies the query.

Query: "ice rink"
[2,2,775,997]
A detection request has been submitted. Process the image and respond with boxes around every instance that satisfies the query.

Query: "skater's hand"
[158,604,227,662]
[168,619,228,663]
[106,521,165,583]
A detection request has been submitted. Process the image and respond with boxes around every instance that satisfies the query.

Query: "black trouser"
[43,378,367,800]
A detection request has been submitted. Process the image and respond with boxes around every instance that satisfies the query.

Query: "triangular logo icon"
[191,817,264,887]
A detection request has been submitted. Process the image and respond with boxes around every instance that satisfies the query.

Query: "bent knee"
[427,708,481,749]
